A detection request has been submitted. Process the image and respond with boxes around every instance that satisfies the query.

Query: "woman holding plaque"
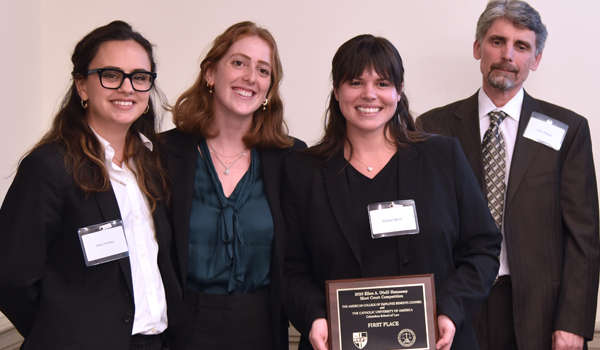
[282,34,502,350]
[163,21,305,350]
[0,21,183,350]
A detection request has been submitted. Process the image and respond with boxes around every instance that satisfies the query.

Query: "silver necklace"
[207,140,247,175]
[210,147,245,159]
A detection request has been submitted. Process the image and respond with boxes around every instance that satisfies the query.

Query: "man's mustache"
[491,62,519,74]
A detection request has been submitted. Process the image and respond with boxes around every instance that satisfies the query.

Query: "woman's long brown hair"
[29,20,169,211]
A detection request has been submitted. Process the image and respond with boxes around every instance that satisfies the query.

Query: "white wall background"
[1,0,599,326]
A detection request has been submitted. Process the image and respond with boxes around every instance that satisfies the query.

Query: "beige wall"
[1,0,43,197]
[1,0,599,334]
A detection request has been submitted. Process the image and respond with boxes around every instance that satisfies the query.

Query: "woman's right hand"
[309,318,329,350]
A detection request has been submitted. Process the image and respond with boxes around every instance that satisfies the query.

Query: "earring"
[143,105,150,114]
[262,98,268,110]
[81,100,88,109]
[207,82,213,93]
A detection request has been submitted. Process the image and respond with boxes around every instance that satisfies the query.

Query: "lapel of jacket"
[94,187,133,294]
[258,147,286,277]
[259,147,283,223]
[505,91,543,209]
[395,144,422,257]
[165,131,199,286]
[451,92,486,192]
[322,151,363,266]
[153,201,171,265]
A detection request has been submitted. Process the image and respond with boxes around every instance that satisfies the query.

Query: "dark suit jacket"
[418,91,600,349]
[0,142,183,350]
[161,128,306,350]
[282,137,502,350]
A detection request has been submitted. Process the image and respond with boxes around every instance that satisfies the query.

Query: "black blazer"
[0,142,183,350]
[282,136,502,350]
[160,128,306,350]
[418,91,600,348]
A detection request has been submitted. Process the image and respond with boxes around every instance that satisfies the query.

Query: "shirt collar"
[90,126,153,150]
[89,126,153,166]
[478,87,524,123]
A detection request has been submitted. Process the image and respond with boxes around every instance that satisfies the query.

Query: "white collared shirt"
[478,88,524,277]
[92,129,168,335]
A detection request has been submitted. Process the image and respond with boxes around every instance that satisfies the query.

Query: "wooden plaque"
[326,274,437,350]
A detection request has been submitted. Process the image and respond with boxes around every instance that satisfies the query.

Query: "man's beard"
[487,62,519,91]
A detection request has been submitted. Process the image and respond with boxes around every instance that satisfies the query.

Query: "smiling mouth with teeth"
[234,89,253,97]
[113,101,133,106]
[356,107,381,114]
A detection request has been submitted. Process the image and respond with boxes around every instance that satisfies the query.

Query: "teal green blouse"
[187,139,274,294]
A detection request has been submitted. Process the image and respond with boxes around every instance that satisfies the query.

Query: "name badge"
[523,112,568,151]
[78,220,129,266]
[367,200,419,239]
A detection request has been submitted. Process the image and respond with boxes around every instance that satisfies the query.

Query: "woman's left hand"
[435,314,455,350]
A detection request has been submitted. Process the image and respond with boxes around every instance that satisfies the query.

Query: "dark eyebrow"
[97,66,152,73]
[488,34,507,43]
[97,66,122,71]
[230,53,272,68]
[131,69,153,73]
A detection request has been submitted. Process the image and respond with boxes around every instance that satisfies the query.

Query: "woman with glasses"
[162,21,305,350]
[0,21,182,350]
[282,35,502,350]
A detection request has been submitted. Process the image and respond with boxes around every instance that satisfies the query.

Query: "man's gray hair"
[476,0,548,55]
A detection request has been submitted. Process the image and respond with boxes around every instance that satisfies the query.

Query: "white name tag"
[368,200,419,239]
[78,220,129,266]
[523,112,568,151]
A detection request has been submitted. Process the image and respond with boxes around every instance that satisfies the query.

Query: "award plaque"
[326,274,437,350]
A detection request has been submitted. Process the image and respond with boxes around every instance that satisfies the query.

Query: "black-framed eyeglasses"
[86,68,157,92]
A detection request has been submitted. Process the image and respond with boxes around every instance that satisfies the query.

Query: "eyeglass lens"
[99,70,154,91]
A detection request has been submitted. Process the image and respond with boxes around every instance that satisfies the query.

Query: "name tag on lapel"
[78,220,129,266]
[368,200,419,239]
[523,112,568,151]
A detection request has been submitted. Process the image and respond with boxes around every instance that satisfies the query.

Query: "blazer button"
[401,259,410,267]
[123,313,133,323]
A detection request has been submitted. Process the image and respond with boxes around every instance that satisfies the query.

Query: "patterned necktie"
[482,110,508,230]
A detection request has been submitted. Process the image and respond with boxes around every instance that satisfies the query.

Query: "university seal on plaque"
[352,332,368,349]
[398,329,416,347]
